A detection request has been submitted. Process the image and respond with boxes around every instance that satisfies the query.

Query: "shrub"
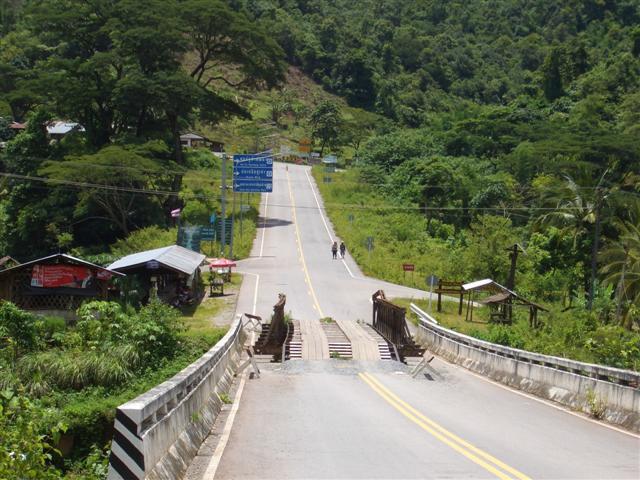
[471,324,526,349]
[110,226,177,257]
[76,300,182,367]
[584,326,640,371]
[134,300,183,363]
[0,302,41,359]
[39,316,67,345]
[0,390,65,480]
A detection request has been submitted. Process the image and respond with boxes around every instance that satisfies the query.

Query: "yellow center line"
[286,168,324,318]
[359,372,531,480]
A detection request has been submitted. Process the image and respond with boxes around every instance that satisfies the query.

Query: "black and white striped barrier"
[108,315,246,479]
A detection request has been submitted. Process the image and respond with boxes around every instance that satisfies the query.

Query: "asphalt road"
[207,163,640,480]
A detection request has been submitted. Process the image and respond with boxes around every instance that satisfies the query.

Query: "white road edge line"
[235,271,259,316]
[443,357,640,439]
[304,168,356,279]
[258,192,269,258]
[251,273,259,316]
[202,372,249,479]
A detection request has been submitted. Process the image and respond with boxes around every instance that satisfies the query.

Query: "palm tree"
[536,171,613,309]
[600,200,640,329]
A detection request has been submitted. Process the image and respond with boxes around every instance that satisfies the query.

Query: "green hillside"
[1,1,640,478]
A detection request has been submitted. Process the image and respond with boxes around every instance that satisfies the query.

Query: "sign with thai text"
[31,264,109,288]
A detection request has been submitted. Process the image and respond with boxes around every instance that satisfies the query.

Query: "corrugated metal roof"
[180,133,205,140]
[108,245,205,275]
[47,121,85,135]
[0,253,123,276]
[462,278,495,291]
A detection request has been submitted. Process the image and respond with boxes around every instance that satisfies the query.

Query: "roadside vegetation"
[1,0,639,475]
[0,299,227,478]
[315,161,640,371]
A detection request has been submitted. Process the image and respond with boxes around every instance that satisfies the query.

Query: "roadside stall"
[108,245,205,306]
[0,253,123,320]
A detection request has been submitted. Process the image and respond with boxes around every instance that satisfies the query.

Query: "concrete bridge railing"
[411,303,640,432]
[108,315,246,479]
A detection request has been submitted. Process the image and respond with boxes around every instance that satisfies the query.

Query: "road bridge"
[186,162,638,479]
[169,163,640,479]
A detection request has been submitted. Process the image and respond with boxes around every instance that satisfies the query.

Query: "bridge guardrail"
[108,315,246,480]
[411,302,640,431]
[410,303,639,387]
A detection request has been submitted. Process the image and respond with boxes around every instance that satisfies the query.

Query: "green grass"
[178,272,241,339]
[394,297,491,335]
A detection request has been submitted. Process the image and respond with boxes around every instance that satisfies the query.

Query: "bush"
[110,226,177,257]
[585,326,640,371]
[472,324,526,349]
[39,316,67,345]
[0,390,65,480]
[0,302,41,359]
[76,300,182,366]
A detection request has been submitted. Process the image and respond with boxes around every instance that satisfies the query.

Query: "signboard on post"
[201,227,216,241]
[216,218,233,244]
[299,138,311,153]
[402,263,415,285]
[177,226,202,253]
[233,154,273,193]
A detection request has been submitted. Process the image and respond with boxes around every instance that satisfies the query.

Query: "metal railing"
[411,303,639,388]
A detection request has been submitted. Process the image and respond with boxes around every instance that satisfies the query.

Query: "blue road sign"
[233,154,273,168]
[233,180,272,192]
[201,227,215,241]
[233,166,273,179]
[233,153,273,192]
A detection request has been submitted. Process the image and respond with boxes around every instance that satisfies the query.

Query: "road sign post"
[221,154,228,257]
[403,263,415,284]
[230,191,236,260]
[426,274,439,311]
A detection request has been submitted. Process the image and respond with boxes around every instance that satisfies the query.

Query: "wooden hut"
[0,253,123,319]
[462,278,547,327]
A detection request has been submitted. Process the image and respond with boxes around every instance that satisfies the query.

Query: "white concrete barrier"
[411,303,640,432]
[108,315,246,479]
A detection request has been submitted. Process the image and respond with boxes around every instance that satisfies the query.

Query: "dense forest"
[0,0,284,259]
[243,0,640,325]
[1,1,640,477]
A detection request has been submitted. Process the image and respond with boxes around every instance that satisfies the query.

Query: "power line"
[1,171,627,213]
[0,172,214,199]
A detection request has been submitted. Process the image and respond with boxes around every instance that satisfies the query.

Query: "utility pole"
[506,243,522,291]
[220,153,227,257]
[506,243,525,324]
[229,189,236,260]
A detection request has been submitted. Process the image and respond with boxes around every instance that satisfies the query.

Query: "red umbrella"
[209,258,236,268]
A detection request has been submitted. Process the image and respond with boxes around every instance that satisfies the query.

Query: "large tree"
[310,101,342,156]
[183,0,285,90]
[40,144,170,236]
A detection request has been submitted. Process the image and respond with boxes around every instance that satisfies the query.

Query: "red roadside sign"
[402,263,415,272]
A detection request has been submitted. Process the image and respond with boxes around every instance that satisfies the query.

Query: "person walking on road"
[331,241,338,259]
[339,241,346,259]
